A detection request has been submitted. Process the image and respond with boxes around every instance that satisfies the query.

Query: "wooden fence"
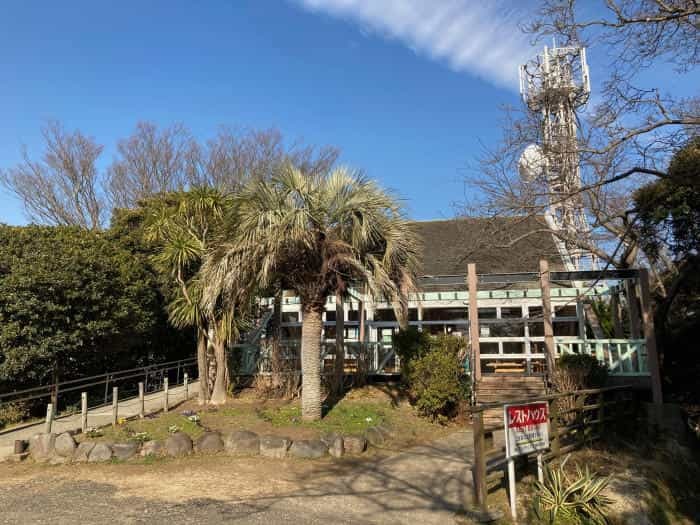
[469,385,639,511]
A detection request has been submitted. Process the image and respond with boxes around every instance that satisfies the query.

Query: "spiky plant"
[533,455,613,525]
[202,165,419,420]
[144,187,241,405]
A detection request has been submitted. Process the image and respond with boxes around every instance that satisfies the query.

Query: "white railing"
[555,338,648,376]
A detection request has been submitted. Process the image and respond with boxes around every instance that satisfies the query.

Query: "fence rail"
[0,358,197,421]
[469,385,639,512]
[556,338,648,376]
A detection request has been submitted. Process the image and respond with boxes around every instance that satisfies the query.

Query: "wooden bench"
[489,361,525,374]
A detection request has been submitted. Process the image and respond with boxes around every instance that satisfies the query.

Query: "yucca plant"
[533,455,613,525]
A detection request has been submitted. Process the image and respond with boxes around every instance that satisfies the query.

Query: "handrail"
[468,385,631,413]
[0,357,196,403]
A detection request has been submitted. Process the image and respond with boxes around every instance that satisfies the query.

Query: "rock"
[343,435,367,454]
[320,432,339,447]
[88,443,113,463]
[195,432,224,453]
[165,432,193,457]
[28,433,56,461]
[288,440,327,459]
[259,435,291,459]
[54,432,77,457]
[328,436,344,458]
[73,441,95,462]
[49,455,70,465]
[112,442,139,460]
[365,427,385,446]
[140,440,163,457]
[224,430,260,456]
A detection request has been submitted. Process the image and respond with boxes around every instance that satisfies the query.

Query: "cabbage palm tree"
[203,166,419,420]
[145,187,240,405]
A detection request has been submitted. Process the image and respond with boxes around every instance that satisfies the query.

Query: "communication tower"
[518,44,593,271]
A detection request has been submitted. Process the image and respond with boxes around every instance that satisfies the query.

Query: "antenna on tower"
[518,43,594,271]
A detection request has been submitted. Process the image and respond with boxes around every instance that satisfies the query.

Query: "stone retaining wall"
[18,425,394,464]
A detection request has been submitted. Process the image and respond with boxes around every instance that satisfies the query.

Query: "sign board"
[504,401,550,458]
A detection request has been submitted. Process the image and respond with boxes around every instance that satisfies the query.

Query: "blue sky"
[0,1,696,225]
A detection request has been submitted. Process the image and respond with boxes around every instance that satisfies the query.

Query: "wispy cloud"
[293,0,534,90]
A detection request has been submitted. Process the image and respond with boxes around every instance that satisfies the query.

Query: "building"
[253,216,657,403]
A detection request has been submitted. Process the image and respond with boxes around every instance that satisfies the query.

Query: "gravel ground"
[0,431,476,525]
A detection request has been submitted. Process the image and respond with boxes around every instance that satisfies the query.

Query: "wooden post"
[81,392,88,432]
[14,440,25,454]
[112,387,119,426]
[472,410,488,510]
[548,398,560,457]
[163,377,169,412]
[44,403,53,434]
[467,263,481,381]
[626,280,642,339]
[638,269,663,405]
[539,260,556,377]
[138,382,145,418]
[183,373,189,401]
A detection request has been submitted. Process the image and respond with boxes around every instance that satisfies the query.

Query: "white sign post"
[503,401,550,520]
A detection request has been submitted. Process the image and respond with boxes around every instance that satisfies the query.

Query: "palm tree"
[202,166,419,420]
[145,187,242,405]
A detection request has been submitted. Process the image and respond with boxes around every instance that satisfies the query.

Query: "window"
[555,305,578,318]
[374,309,397,322]
[348,309,361,322]
[553,321,579,336]
[281,326,301,339]
[500,307,523,319]
[422,308,466,321]
[479,308,497,319]
[480,342,499,354]
[489,322,525,337]
[325,311,336,322]
[503,342,526,354]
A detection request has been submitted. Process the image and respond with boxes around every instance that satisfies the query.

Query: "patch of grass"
[259,401,386,435]
[94,412,205,443]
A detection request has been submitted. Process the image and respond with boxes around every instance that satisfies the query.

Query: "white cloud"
[293,0,534,90]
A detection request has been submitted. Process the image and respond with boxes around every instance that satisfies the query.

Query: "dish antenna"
[518,144,546,182]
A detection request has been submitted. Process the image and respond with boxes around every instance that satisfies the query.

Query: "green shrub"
[532,455,612,525]
[553,354,608,393]
[405,334,469,420]
[0,401,28,429]
[394,327,431,375]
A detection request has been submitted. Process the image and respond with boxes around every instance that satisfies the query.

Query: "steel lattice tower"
[519,44,593,271]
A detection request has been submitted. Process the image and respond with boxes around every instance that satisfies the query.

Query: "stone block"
[259,435,291,458]
[54,432,77,457]
[288,440,327,459]
[88,443,113,462]
[224,430,260,456]
[343,435,367,454]
[112,442,139,460]
[140,440,164,457]
[195,432,224,453]
[165,432,193,457]
[73,441,95,462]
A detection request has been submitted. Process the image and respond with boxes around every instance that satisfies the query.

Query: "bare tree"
[467,0,699,280]
[106,122,196,210]
[188,127,340,191]
[0,121,105,229]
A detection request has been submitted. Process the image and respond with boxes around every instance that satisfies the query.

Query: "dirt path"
[0,382,199,458]
[0,430,475,524]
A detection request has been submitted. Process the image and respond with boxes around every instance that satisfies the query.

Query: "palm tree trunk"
[333,292,345,396]
[197,328,210,405]
[209,336,229,405]
[301,304,323,421]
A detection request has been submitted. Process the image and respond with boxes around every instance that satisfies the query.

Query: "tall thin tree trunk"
[333,292,345,396]
[209,336,229,405]
[197,328,210,405]
[271,288,283,391]
[301,304,323,421]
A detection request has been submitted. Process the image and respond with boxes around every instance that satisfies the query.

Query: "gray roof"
[411,216,561,277]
